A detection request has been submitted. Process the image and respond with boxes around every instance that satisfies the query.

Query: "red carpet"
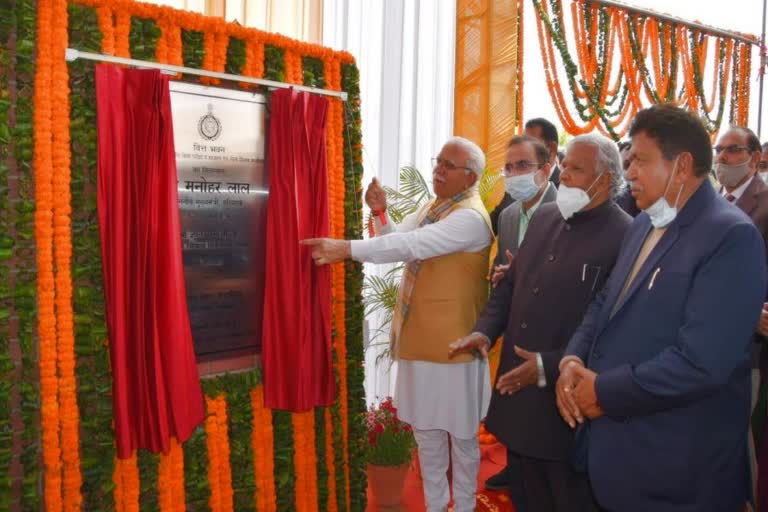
[366,442,516,511]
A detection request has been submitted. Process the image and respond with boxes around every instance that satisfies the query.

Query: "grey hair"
[566,134,623,197]
[444,136,486,177]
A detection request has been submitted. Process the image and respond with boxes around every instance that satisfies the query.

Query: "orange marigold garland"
[113,453,140,512]
[114,9,130,58]
[251,388,277,512]
[205,395,234,512]
[96,6,115,54]
[158,438,186,512]
[324,55,350,511]
[291,411,319,512]
[51,0,83,506]
[34,0,63,508]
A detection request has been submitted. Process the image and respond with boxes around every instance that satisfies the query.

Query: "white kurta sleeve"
[350,208,491,264]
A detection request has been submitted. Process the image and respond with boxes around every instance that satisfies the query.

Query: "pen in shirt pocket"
[648,268,661,290]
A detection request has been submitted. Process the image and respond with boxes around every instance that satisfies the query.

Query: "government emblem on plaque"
[198,103,222,141]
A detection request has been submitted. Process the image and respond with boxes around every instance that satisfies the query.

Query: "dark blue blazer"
[564,180,767,512]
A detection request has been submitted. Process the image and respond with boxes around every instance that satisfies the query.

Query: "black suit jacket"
[474,200,631,460]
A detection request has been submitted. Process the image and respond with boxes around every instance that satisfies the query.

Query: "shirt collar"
[521,182,551,218]
[723,175,753,201]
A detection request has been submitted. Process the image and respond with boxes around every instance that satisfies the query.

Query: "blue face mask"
[644,157,684,228]
[504,170,543,201]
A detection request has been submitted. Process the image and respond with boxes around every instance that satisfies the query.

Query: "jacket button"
[532,287,539,295]
[548,254,555,262]
[521,322,527,329]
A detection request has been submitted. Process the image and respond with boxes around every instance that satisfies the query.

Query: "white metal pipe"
[64,48,349,102]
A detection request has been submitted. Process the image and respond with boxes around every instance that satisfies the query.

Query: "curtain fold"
[262,88,334,411]
[95,65,204,458]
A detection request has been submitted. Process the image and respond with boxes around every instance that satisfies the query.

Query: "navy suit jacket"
[564,180,767,512]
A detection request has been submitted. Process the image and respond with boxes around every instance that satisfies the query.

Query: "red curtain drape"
[262,88,335,411]
[95,65,204,458]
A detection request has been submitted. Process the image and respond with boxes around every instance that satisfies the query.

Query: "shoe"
[484,467,509,491]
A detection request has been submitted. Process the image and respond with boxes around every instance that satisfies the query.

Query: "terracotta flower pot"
[367,462,410,510]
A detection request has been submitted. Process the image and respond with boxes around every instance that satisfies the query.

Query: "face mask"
[760,171,768,184]
[715,160,751,188]
[555,172,604,220]
[644,157,684,229]
[504,170,543,201]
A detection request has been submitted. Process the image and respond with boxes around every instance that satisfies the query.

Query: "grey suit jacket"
[493,183,558,268]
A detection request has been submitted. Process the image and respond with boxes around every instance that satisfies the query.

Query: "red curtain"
[95,65,204,458]
[262,88,335,411]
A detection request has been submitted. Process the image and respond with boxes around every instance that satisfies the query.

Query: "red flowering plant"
[363,397,417,466]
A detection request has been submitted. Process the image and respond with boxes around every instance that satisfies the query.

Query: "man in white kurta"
[304,136,493,512]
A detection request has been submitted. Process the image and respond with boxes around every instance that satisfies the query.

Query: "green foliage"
[382,166,433,224]
[361,398,416,466]
[68,5,116,510]
[13,0,40,507]
[0,0,16,505]
[341,61,367,512]
[225,37,246,75]
[129,17,160,61]
[272,410,295,511]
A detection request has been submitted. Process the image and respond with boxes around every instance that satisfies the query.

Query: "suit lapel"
[735,175,762,217]
[608,223,681,319]
[597,221,650,328]
[508,203,522,251]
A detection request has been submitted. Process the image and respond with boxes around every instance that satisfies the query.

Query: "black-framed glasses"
[503,161,540,175]
[432,157,472,172]
[714,144,750,156]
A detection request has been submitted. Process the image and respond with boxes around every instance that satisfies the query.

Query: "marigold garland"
[534,0,754,137]
[33,0,64,508]
[96,6,115,54]
[158,438,185,512]
[324,408,338,512]
[205,395,234,512]
[291,411,319,511]
[324,55,350,511]
[33,2,365,510]
[250,388,277,512]
[113,453,140,512]
[51,0,83,506]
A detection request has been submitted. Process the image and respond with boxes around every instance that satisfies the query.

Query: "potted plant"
[364,397,417,509]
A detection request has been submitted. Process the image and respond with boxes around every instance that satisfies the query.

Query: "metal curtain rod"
[64,48,349,101]
[586,0,760,45]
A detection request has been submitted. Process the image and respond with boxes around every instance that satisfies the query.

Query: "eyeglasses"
[714,144,750,156]
[432,157,472,172]
[503,161,540,175]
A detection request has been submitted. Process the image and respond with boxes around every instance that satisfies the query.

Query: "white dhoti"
[394,358,491,512]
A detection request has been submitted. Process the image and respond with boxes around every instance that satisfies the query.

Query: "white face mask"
[555,172,604,220]
[644,157,684,229]
[504,170,543,201]
[715,160,751,188]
